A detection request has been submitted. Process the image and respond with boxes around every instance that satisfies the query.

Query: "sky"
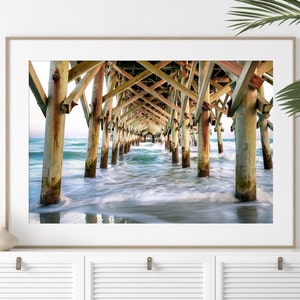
[29,61,273,139]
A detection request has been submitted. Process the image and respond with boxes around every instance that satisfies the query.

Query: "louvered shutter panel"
[216,255,300,300]
[86,253,213,300]
[0,254,83,300]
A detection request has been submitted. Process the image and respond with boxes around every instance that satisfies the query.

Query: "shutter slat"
[0,257,79,300]
[217,256,300,300]
[87,255,211,300]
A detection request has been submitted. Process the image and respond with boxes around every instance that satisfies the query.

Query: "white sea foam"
[29,139,273,224]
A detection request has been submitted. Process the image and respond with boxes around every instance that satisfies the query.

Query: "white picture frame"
[6,37,295,247]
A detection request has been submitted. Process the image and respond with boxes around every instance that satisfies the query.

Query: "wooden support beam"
[134,101,169,124]
[119,122,125,156]
[170,89,179,164]
[137,61,226,117]
[68,61,103,82]
[29,61,47,117]
[257,92,273,114]
[196,61,212,177]
[113,91,147,114]
[256,61,273,76]
[40,61,69,207]
[216,61,264,89]
[63,63,103,113]
[215,111,224,154]
[104,61,171,102]
[119,101,146,120]
[84,65,105,178]
[143,112,167,127]
[137,60,200,104]
[112,78,165,114]
[140,120,161,132]
[138,95,171,119]
[127,80,172,118]
[235,87,257,201]
[167,87,179,129]
[179,61,197,127]
[197,107,210,177]
[260,114,273,170]
[180,76,191,168]
[209,82,233,102]
[128,110,166,127]
[100,65,116,169]
[124,128,130,154]
[257,111,273,131]
[126,112,144,125]
[143,105,169,123]
[115,62,181,114]
[227,61,260,117]
[215,94,230,129]
[111,115,120,165]
[194,61,215,123]
[70,61,91,127]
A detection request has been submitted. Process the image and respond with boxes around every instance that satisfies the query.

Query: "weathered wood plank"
[111,115,119,165]
[100,65,117,169]
[62,63,103,113]
[179,70,191,169]
[68,61,103,82]
[216,61,264,89]
[40,61,69,206]
[227,61,260,117]
[104,61,171,102]
[209,82,233,102]
[70,61,91,126]
[179,61,197,127]
[256,61,273,76]
[137,60,199,104]
[84,65,105,177]
[112,78,165,114]
[235,87,257,201]
[29,61,47,117]
[170,89,179,164]
[197,107,210,177]
[142,105,169,123]
[196,61,212,177]
[194,61,214,123]
[257,91,273,114]
[116,62,181,113]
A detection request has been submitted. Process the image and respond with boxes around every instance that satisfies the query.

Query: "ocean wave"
[29,140,273,224]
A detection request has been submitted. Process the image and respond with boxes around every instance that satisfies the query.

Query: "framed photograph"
[6,37,295,247]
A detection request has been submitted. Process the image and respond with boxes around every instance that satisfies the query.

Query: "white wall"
[0,0,299,247]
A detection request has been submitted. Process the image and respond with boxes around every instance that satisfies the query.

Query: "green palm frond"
[276,81,300,116]
[228,0,300,35]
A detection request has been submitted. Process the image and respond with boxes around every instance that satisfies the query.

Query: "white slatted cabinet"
[0,252,83,300]
[85,252,214,300]
[216,254,300,300]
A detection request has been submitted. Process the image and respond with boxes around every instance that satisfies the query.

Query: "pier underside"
[29,60,274,206]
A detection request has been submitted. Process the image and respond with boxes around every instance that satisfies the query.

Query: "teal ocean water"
[29,138,273,224]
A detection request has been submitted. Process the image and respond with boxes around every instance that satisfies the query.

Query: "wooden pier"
[29,60,273,205]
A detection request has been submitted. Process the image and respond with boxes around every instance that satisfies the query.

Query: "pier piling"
[84,65,105,177]
[40,61,69,206]
[235,87,258,201]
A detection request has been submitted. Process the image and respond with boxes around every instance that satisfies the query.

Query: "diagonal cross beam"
[138,61,227,118]
[194,61,215,123]
[227,61,260,117]
[112,62,181,113]
[137,60,200,103]
[29,61,47,117]
[104,61,171,102]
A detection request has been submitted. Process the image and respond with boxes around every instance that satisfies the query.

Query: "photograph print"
[29,59,274,225]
